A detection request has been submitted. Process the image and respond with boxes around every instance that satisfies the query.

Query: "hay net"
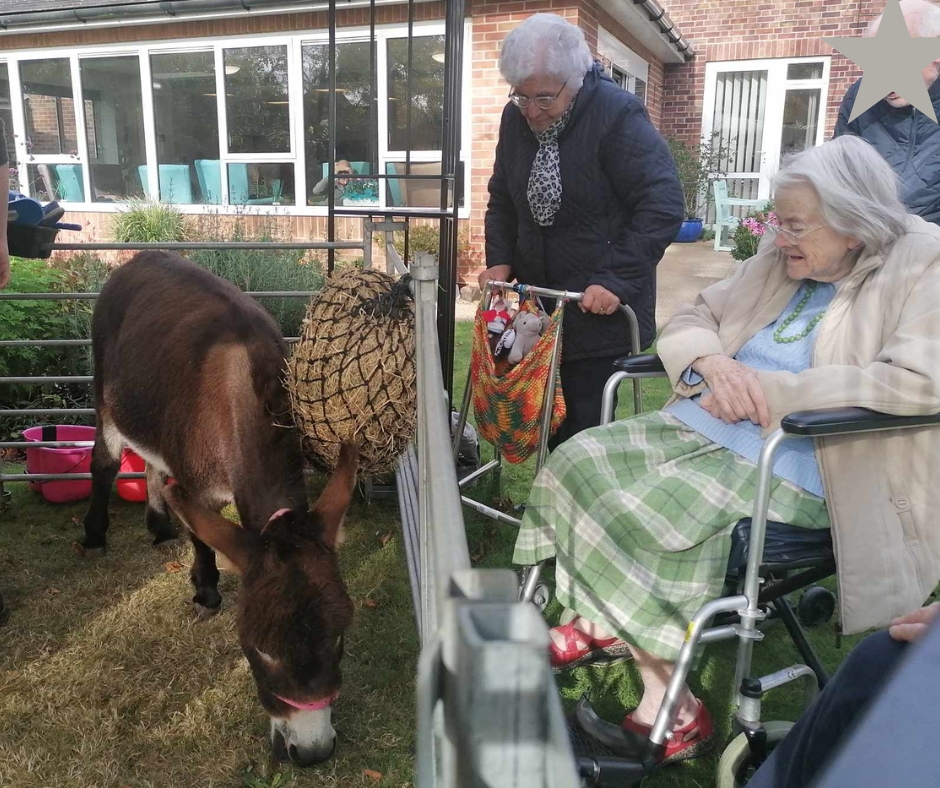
[288,267,417,476]
[470,298,565,464]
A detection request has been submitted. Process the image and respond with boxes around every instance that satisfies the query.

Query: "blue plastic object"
[674,218,704,243]
[7,191,44,225]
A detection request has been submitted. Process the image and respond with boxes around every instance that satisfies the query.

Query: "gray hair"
[499,13,594,90]
[772,136,909,255]
[867,0,940,36]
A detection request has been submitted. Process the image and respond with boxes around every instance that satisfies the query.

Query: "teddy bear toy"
[507,310,550,365]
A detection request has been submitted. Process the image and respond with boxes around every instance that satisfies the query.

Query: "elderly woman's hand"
[580,285,620,315]
[479,265,514,292]
[692,354,771,428]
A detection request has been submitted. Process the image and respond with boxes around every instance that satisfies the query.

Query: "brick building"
[0,0,881,281]
[0,0,691,280]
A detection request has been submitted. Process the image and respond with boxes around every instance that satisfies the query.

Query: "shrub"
[729,203,778,262]
[0,258,98,440]
[187,214,324,337]
[380,224,482,273]
[667,133,731,220]
[111,200,189,243]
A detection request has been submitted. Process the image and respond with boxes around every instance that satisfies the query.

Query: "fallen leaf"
[70,517,80,525]
[363,769,382,782]
[164,561,183,574]
[71,541,86,557]
[378,532,393,547]
[363,598,379,609]
[46,587,61,596]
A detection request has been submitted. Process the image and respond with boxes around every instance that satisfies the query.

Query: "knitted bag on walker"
[470,300,566,464]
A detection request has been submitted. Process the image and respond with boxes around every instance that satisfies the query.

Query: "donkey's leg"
[145,465,179,548]
[80,421,121,556]
[189,533,222,620]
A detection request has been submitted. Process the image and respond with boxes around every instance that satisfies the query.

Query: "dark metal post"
[327,0,337,273]
[437,0,465,397]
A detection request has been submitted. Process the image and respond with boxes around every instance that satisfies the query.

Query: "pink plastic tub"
[22,425,96,503]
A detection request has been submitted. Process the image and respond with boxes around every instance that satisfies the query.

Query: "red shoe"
[548,620,631,670]
[622,700,715,764]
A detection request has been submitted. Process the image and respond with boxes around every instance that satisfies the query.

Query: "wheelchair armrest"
[612,354,666,376]
[781,407,940,437]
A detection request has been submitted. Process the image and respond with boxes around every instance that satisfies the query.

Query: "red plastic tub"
[22,425,96,503]
[117,448,148,503]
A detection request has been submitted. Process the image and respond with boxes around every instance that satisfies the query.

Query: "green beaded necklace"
[773,280,826,344]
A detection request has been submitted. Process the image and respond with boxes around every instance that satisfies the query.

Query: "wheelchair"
[531,352,940,787]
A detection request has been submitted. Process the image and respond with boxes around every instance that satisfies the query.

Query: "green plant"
[0,257,100,440]
[381,224,481,270]
[188,214,324,337]
[667,133,732,220]
[730,202,777,262]
[110,200,189,243]
[343,176,379,202]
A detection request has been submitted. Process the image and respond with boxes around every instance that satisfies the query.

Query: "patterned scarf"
[526,99,577,227]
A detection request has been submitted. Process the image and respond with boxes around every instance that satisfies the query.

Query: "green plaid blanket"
[514,411,829,661]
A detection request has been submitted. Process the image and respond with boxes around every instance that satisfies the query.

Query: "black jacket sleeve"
[589,102,684,299]
[833,80,860,138]
[484,107,518,270]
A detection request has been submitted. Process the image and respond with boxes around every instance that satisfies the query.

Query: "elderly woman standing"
[514,135,940,762]
[480,14,684,447]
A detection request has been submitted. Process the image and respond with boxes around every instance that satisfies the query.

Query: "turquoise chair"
[138,164,194,204]
[194,160,278,205]
[52,164,85,202]
[385,162,404,207]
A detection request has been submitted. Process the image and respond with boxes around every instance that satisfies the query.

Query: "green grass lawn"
[0,320,865,788]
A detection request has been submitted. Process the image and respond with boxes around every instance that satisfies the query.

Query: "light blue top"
[665,280,837,498]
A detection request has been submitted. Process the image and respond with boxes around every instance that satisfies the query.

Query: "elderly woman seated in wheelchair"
[514,134,940,766]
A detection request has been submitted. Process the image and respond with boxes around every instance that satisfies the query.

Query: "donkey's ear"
[311,441,359,549]
[164,484,258,574]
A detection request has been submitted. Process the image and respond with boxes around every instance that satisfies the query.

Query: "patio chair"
[713,180,765,253]
[194,160,279,205]
[385,161,443,208]
[51,164,85,202]
[138,164,194,204]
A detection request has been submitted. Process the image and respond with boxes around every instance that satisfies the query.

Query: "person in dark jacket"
[834,0,940,225]
[479,13,684,448]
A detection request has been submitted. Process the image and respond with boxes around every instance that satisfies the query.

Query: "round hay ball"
[288,267,416,475]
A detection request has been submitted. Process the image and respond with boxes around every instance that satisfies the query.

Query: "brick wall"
[3,0,669,284]
[659,0,884,146]
[465,0,669,281]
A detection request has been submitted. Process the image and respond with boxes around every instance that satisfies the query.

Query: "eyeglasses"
[509,80,568,111]
[760,222,824,244]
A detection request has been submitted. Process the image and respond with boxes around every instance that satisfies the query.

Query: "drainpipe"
[633,0,694,61]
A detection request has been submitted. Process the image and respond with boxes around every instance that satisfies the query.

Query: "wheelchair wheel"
[798,586,836,628]
[531,583,551,612]
[716,721,793,788]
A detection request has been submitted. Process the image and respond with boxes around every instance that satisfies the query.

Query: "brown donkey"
[81,251,355,765]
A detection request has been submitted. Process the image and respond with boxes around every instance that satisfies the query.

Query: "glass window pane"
[224,46,290,154]
[787,62,824,80]
[0,63,16,172]
[779,88,821,164]
[633,77,647,104]
[385,160,464,209]
[387,36,445,151]
[151,50,219,204]
[225,162,294,206]
[20,58,78,155]
[302,41,375,206]
[80,56,146,202]
[27,162,85,202]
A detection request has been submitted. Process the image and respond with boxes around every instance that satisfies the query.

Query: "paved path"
[454,240,736,327]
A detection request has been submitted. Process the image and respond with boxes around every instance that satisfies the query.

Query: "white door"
[702,57,830,204]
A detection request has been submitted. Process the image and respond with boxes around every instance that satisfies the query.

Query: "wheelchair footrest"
[568,697,650,787]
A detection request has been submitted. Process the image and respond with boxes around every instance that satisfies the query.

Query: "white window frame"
[0,18,472,218]
[597,26,648,100]
[700,56,831,201]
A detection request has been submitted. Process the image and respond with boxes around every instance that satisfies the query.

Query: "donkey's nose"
[288,737,336,766]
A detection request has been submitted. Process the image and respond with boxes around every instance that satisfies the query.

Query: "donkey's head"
[165,443,358,766]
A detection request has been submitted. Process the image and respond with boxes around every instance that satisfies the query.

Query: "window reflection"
[224,45,290,154]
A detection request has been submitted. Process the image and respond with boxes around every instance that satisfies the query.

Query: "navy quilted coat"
[834,78,940,226]
[484,63,684,360]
